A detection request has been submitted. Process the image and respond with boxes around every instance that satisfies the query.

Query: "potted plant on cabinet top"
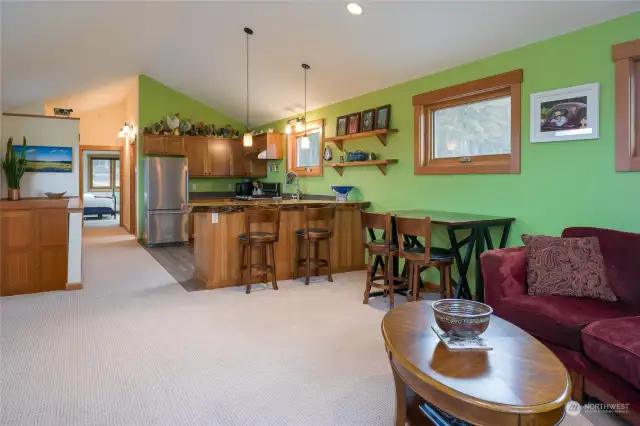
[2,137,27,201]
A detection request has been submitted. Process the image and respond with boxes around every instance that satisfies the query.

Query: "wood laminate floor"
[144,242,205,292]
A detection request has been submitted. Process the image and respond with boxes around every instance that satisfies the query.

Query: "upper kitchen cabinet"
[252,133,284,160]
[185,138,208,177]
[207,138,232,176]
[244,133,267,156]
[143,135,186,156]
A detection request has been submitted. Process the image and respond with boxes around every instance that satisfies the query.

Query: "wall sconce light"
[285,117,305,134]
[118,122,136,143]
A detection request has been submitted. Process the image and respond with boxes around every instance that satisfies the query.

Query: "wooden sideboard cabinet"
[0,199,69,296]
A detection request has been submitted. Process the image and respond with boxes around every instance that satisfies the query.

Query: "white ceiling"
[2,1,639,126]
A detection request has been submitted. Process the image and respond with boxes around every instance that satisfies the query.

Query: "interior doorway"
[79,145,123,228]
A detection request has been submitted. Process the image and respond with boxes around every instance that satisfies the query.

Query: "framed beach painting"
[530,83,599,143]
[12,145,73,172]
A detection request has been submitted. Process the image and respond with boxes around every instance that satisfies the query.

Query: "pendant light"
[300,63,311,149]
[243,27,254,147]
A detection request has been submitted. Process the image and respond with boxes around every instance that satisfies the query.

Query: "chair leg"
[293,237,300,279]
[363,252,373,304]
[305,240,311,286]
[386,255,395,309]
[439,265,446,299]
[326,239,333,282]
[445,265,453,299]
[246,245,253,294]
[239,243,246,288]
[269,243,278,291]
[313,240,320,278]
[412,264,420,302]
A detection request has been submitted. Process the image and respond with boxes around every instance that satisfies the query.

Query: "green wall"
[137,75,247,236]
[261,12,640,241]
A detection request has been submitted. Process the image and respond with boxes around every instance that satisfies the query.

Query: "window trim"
[413,69,522,175]
[88,155,120,191]
[287,119,324,177]
[612,39,640,172]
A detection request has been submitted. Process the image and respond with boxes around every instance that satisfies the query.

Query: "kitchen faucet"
[285,171,302,200]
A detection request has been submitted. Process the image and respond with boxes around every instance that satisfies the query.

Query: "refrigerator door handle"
[149,210,187,215]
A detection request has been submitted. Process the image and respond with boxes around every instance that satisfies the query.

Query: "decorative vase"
[8,188,20,201]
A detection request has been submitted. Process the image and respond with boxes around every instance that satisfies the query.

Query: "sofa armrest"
[480,247,528,305]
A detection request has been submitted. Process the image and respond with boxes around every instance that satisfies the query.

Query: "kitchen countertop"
[188,199,369,212]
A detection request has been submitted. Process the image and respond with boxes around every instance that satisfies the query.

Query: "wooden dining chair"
[361,211,407,308]
[239,207,281,294]
[395,216,454,301]
[293,205,335,285]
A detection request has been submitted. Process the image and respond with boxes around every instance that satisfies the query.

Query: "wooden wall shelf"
[323,159,398,176]
[324,129,398,151]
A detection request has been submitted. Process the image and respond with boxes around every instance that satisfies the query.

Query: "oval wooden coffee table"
[382,301,571,426]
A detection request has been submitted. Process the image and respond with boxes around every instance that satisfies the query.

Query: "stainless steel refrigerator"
[143,157,189,246]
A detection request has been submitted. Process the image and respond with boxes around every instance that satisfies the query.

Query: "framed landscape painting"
[530,83,599,143]
[12,145,73,172]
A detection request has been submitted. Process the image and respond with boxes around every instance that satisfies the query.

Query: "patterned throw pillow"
[521,234,617,302]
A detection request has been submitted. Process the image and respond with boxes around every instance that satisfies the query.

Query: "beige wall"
[121,82,139,233]
[1,115,80,197]
[77,101,125,147]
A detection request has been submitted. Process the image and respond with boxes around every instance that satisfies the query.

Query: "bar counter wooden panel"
[0,198,70,296]
[194,204,367,289]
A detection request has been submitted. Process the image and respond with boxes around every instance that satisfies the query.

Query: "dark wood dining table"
[370,209,515,302]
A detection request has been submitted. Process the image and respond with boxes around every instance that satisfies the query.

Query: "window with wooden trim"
[413,70,522,175]
[89,156,120,191]
[287,119,324,177]
[612,39,640,172]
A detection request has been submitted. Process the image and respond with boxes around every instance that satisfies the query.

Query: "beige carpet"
[0,227,628,425]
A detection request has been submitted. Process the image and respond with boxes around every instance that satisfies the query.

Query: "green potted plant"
[2,137,27,201]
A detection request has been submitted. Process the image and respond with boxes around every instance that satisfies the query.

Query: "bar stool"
[395,216,454,301]
[293,205,335,285]
[361,211,407,308]
[239,207,281,294]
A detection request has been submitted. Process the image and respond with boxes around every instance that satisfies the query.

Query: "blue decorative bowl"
[331,185,355,202]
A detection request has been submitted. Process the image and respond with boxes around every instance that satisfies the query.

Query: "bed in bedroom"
[83,193,116,219]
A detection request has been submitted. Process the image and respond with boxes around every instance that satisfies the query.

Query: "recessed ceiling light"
[346,3,363,15]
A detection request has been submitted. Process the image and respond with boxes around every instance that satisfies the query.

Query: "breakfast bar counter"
[189,199,370,289]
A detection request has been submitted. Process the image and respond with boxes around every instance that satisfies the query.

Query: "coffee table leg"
[390,357,408,426]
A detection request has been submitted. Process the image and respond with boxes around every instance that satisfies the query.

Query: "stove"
[235,182,281,201]
[235,195,282,201]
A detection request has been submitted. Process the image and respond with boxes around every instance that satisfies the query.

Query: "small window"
[89,156,120,191]
[612,39,640,172]
[413,70,522,175]
[287,119,324,177]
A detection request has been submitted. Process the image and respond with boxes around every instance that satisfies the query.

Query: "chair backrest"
[245,207,281,242]
[302,206,335,239]
[395,216,431,262]
[360,211,391,250]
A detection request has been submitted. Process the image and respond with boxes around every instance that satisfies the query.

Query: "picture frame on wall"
[11,145,73,173]
[347,112,361,134]
[360,109,375,132]
[374,105,391,130]
[530,83,599,143]
[336,116,348,136]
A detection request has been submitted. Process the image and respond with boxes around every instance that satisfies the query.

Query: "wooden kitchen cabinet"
[143,135,185,155]
[185,138,209,177]
[257,133,284,160]
[229,139,246,176]
[0,201,68,296]
[207,138,231,176]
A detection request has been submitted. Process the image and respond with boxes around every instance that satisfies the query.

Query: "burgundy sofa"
[480,227,640,424]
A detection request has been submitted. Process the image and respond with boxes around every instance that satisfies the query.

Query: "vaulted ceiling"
[3,2,639,125]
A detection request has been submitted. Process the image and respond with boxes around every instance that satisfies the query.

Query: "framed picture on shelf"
[530,83,599,143]
[336,116,348,136]
[375,105,391,130]
[360,109,375,132]
[347,112,361,134]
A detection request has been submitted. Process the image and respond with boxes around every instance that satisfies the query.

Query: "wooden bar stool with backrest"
[361,211,407,308]
[239,207,281,294]
[395,216,454,301]
[293,205,335,285]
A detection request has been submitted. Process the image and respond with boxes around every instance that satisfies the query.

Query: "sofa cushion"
[497,295,638,351]
[521,234,616,302]
[563,227,640,307]
[583,317,640,390]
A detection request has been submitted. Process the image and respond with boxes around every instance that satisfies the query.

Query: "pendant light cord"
[304,66,307,136]
[246,31,249,130]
